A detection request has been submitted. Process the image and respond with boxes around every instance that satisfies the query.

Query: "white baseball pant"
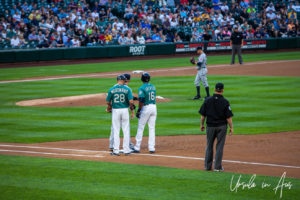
[135,104,157,152]
[112,108,131,154]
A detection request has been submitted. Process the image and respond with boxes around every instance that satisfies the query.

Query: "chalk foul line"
[0,144,299,169]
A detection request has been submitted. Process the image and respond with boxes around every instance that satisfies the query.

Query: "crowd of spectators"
[0,0,299,49]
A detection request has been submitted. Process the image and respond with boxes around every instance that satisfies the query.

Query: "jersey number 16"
[149,91,155,101]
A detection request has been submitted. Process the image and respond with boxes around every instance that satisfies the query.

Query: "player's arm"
[129,99,135,119]
[197,55,204,67]
[200,115,206,131]
[136,88,145,118]
[105,91,112,113]
[128,88,135,119]
[106,101,112,113]
[136,98,145,119]
[227,117,233,136]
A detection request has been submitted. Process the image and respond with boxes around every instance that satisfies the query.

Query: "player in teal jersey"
[133,73,157,154]
[106,75,135,156]
[109,73,137,151]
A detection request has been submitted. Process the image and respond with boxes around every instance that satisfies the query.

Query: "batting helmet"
[123,73,131,81]
[117,75,126,81]
[141,72,150,82]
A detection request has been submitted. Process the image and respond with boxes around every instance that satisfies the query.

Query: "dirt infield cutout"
[16,93,171,107]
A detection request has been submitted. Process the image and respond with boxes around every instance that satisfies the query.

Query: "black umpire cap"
[123,73,131,81]
[117,74,126,81]
[215,82,224,92]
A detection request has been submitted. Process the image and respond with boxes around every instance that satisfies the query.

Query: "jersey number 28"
[114,94,125,103]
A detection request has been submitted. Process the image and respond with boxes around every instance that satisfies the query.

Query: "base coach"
[199,82,234,171]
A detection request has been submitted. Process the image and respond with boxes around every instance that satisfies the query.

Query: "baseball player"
[190,46,210,100]
[133,73,157,154]
[106,75,135,156]
[108,73,137,151]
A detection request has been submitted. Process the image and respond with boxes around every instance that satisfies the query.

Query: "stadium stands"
[0,0,299,49]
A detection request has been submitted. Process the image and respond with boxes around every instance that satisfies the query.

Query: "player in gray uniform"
[192,46,210,100]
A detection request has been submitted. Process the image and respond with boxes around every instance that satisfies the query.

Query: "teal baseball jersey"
[106,84,133,109]
[138,83,156,105]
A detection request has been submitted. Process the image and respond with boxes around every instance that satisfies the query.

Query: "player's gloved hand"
[136,108,141,118]
[133,96,138,101]
[190,57,196,65]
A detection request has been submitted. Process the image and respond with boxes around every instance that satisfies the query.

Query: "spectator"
[136,32,145,44]
[288,27,297,37]
[118,32,127,45]
[266,2,276,12]
[220,2,229,13]
[71,37,81,47]
[28,31,38,41]
[288,9,297,20]
[11,35,20,47]
[151,31,163,43]
[126,32,135,44]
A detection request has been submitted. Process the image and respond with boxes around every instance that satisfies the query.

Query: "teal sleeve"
[138,88,145,98]
[106,90,112,102]
[128,89,133,100]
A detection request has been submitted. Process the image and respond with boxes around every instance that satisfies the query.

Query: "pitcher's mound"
[16,93,171,107]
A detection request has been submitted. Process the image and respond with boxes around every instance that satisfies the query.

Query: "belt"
[144,103,156,106]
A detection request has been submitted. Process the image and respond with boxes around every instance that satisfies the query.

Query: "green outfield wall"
[0,38,299,63]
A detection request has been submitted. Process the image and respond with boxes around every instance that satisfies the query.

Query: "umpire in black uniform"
[199,82,233,171]
[230,25,243,65]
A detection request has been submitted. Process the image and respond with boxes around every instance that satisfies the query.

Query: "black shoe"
[149,151,155,154]
[132,149,140,153]
[193,96,201,100]
[205,168,212,171]
[109,148,113,152]
[110,152,120,156]
[129,143,135,150]
[214,167,224,172]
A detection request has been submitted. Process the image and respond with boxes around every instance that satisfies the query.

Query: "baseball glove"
[190,57,196,65]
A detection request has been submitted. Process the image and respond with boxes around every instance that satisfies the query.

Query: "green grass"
[0,155,299,200]
[0,51,299,81]
[0,75,299,143]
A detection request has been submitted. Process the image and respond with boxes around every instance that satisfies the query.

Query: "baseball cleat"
[149,151,155,154]
[109,148,113,152]
[110,152,120,156]
[193,96,201,100]
[129,143,135,150]
[132,149,140,153]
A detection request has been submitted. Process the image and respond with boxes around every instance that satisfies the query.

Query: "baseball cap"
[215,82,224,91]
[117,75,126,81]
[196,46,202,50]
[123,73,131,81]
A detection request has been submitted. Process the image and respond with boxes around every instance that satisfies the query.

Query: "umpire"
[199,82,233,171]
[230,25,243,65]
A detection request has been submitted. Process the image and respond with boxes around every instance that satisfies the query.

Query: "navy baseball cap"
[123,73,131,81]
[215,82,224,91]
[196,46,202,50]
[117,75,126,81]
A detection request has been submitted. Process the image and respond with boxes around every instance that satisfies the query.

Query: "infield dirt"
[1,60,300,178]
